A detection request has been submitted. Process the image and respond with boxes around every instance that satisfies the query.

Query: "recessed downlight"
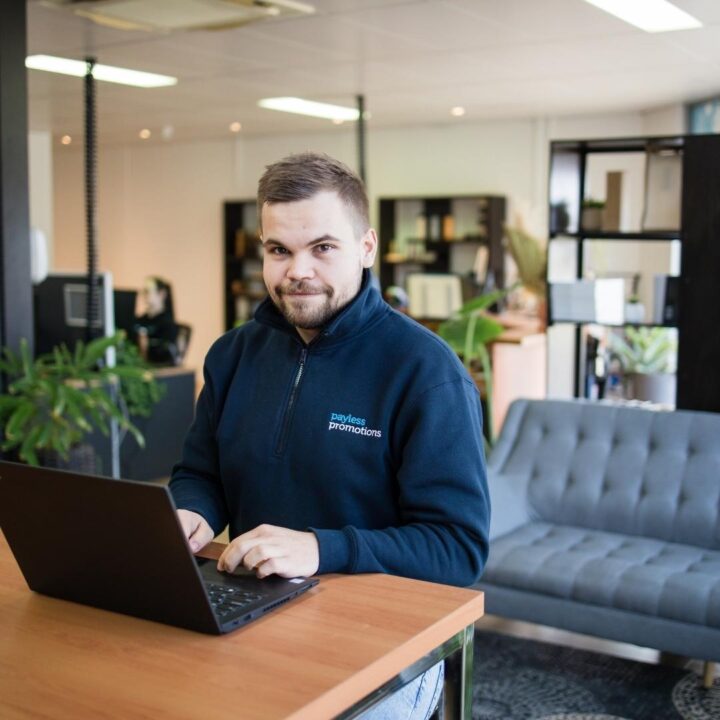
[229,121,242,133]
[60,135,72,145]
[139,128,151,140]
[451,106,466,117]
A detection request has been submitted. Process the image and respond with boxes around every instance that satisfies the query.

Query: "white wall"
[28,131,54,270]
[51,106,685,393]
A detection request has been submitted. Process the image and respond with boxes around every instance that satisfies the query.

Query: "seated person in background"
[134,276,178,365]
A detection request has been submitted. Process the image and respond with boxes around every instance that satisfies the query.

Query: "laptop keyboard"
[206,582,266,619]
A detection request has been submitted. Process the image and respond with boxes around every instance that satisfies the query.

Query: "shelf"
[550,231,680,241]
[425,238,487,246]
[383,255,438,265]
[551,136,684,154]
[549,319,677,329]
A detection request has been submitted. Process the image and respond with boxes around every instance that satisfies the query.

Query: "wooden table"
[0,536,483,719]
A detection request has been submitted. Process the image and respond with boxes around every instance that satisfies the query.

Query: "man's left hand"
[217,524,320,579]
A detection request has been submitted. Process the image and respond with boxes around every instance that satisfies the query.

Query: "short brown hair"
[257,152,369,236]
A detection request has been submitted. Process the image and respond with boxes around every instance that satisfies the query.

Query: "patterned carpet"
[473,630,720,720]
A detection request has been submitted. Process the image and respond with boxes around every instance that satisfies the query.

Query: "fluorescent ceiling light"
[258,97,359,121]
[25,55,177,88]
[582,0,702,32]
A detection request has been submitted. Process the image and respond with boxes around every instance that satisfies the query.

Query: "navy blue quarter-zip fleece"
[170,272,490,586]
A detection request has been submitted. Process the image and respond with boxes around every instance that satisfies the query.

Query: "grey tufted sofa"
[475,398,720,678]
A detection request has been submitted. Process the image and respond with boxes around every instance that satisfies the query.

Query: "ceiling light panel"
[582,0,702,33]
[25,55,177,88]
[258,97,359,121]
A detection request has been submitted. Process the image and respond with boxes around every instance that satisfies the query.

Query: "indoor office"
[1,1,720,718]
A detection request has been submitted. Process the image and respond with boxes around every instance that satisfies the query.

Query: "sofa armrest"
[487,399,528,474]
[487,399,534,539]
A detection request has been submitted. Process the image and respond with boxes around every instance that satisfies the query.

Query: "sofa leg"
[703,661,715,689]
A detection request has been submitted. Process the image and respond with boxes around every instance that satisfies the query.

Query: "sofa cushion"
[485,522,720,629]
[488,400,720,550]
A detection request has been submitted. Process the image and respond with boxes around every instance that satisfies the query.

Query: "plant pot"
[581,207,603,232]
[39,444,99,475]
[628,373,676,405]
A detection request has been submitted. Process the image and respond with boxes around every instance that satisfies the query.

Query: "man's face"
[261,190,377,342]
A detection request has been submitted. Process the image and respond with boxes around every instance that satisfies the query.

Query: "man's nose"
[286,252,315,279]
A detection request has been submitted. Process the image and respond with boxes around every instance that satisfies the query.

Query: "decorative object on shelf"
[584,334,606,400]
[549,202,570,234]
[609,326,677,405]
[0,333,159,469]
[580,198,605,232]
[442,214,455,241]
[642,148,682,232]
[601,171,622,232]
[437,288,510,447]
[652,274,680,325]
[624,273,645,323]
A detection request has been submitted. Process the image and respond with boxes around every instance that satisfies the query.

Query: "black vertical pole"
[356,94,366,185]
[84,58,100,341]
[575,145,587,398]
[0,0,33,374]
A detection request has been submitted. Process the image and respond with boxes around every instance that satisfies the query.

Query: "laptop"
[0,461,318,634]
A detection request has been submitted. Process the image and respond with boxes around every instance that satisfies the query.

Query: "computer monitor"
[34,272,115,362]
[113,289,138,338]
[406,273,463,319]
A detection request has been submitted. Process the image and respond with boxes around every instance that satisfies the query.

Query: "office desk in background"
[0,537,483,719]
[89,366,195,481]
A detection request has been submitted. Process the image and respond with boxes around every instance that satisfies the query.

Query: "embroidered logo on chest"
[328,412,382,439]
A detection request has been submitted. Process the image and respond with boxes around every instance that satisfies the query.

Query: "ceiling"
[26,0,720,144]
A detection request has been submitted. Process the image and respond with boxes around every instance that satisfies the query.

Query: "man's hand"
[217,524,319,579]
[177,509,214,553]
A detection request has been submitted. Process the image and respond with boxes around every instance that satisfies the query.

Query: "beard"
[271,280,346,330]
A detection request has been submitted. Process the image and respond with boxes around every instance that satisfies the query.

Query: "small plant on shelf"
[608,326,677,404]
[609,326,676,375]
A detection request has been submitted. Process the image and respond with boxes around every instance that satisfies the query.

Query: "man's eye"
[316,244,334,253]
[269,246,288,256]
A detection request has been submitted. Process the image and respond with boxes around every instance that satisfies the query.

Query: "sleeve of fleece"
[312,378,491,587]
[168,364,229,535]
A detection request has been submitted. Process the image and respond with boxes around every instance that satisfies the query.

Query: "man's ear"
[360,228,378,268]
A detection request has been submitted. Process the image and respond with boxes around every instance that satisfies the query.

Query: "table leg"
[442,624,474,719]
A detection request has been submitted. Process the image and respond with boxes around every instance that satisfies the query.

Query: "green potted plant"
[581,198,605,232]
[608,326,677,405]
[0,332,161,470]
[437,287,509,447]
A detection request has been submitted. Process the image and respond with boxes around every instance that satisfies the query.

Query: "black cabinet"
[223,200,265,331]
[547,134,720,411]
[378,195,506,294]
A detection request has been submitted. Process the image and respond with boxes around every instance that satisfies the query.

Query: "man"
[170,152,490,719]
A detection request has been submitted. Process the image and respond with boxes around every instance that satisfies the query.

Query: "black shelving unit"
[547,133,720,412]
[378,195,506,293]
[223,200,265,331]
